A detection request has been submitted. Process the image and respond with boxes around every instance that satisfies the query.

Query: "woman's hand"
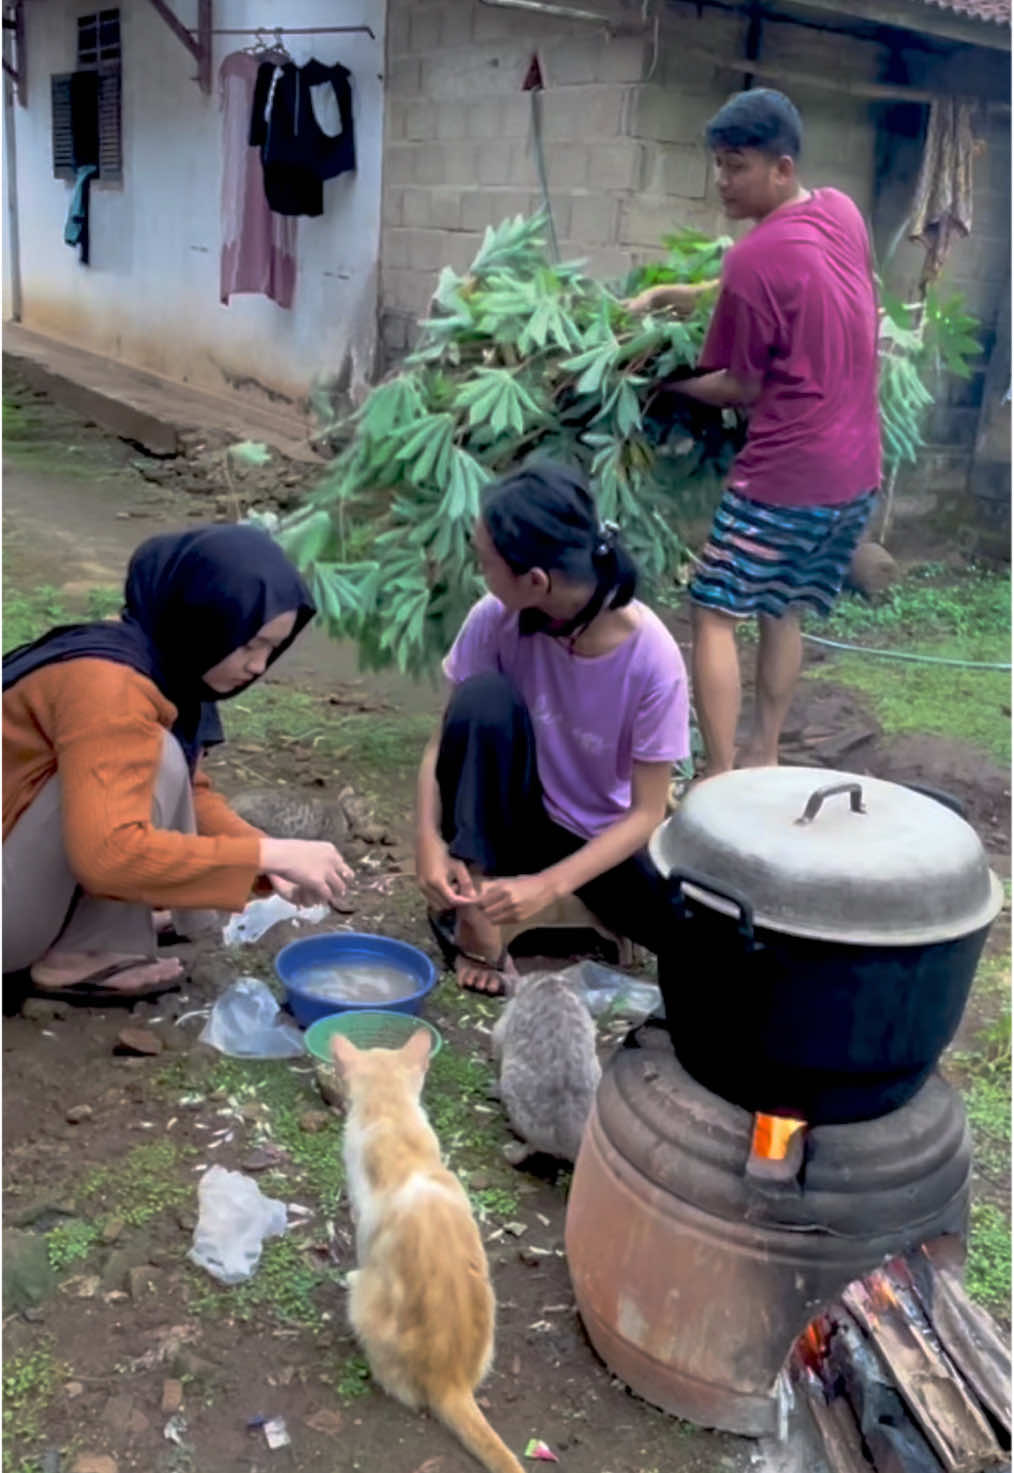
[259,838,354,907]
[477,873,561,926]
[416,831,477,911]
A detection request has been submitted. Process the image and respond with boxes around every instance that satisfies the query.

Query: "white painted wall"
[6,0,385,407]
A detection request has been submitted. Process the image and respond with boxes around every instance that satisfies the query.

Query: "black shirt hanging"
[249,60,356,218]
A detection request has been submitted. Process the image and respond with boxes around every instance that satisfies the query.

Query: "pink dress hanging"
[219,51,297,309]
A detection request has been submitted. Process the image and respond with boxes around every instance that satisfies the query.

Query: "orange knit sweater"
[3,658,263,912]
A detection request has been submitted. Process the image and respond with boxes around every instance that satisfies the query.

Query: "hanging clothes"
[906,99,975,287]
[249,59,356,218]
[64,164,98,264]
[219,51,297,310]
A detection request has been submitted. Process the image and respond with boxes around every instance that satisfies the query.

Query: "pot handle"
[667,867,756,947]
[795,781,866,826]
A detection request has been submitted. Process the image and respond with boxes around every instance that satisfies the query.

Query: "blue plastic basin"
[274,931,437,1028]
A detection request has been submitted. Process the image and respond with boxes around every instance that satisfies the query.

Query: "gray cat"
[229,787,347,842]
[490,971,601,1166]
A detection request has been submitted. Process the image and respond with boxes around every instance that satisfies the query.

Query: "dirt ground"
[2,383,1010,1473]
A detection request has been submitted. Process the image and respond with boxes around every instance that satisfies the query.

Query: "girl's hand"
[477,874,561,926]
[258,838,354,907]
[416,832,477,911]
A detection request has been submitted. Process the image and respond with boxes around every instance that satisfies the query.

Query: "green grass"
[45,1218,100,1272]
[2,584,120,652]
[79,1140,195,1227]
[801,564,1011,764]
[187,1234,340,1332]
[334,1352,373,1401]
[224,681,433,779]
[2,1345,65,1470]
[966,1201,1012,1315]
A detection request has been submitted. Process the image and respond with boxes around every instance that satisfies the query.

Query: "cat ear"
[401,1029,432,1067]
[330,1033,360,1071]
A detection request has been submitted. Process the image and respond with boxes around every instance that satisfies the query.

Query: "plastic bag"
[558,960,662,1023]
[222,894,328,946]
[198,977,305,1059]
[188,1165,287,1285]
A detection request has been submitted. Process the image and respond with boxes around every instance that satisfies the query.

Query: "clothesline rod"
[196,25,376,39]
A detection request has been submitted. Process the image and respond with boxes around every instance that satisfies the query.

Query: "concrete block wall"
[379,0,886,360]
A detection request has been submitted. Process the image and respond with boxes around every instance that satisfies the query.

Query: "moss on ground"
[79,1139,195,1227]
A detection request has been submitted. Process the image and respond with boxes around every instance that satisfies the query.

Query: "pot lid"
[649,767,1004,945]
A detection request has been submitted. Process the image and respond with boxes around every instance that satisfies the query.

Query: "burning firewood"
[827,1309,944,1473]
[791,1354,874,1473]
[906,1243,1012,1439]
[842,1271,1005,1473]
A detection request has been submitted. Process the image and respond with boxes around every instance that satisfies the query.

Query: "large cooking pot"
[649,767,1004,1125]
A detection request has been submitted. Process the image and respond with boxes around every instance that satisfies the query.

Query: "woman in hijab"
[3,523,352,1003]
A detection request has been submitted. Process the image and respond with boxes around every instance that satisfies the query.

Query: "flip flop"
[427,910,515,997]
[25,959,184,1007]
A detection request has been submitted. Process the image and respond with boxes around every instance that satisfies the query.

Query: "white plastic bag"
[222,893,328,947]
[198,977,304,1059]
[560,960,662,1023]
[188,1166,287,1285]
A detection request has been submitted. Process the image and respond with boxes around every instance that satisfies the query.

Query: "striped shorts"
[689,488,877,620]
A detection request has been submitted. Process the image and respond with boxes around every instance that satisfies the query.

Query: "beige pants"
[3,732,197,974]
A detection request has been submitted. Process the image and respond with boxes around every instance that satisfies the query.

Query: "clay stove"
[564,1021,972,1437]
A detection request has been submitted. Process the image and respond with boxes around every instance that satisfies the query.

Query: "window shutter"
[98,65,122,180]
[51,73,76,180]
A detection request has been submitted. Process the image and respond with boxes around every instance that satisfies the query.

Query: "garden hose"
[801,633,1011,672]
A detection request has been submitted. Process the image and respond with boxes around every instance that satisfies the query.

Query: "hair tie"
[595,520,619,557]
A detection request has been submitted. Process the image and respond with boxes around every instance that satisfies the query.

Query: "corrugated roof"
[919,0,1010,23]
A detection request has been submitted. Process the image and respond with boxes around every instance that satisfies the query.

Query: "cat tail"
[431,1386,524,1473]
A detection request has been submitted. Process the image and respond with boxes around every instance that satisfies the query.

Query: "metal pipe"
[478,0,616,27]
[196,25,376,40]
[2,21,21,321]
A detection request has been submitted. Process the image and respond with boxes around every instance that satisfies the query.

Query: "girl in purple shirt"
[414,463,690,995]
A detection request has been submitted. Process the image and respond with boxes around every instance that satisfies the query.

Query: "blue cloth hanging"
[64,163,99,264]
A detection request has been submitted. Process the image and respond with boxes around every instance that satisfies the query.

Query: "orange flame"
[795,1315,831,1373]
[866,1270,899,1312]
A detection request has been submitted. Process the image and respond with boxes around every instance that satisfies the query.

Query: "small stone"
[65,1105,94,1125]
[4,1229,58,1312]
[103,1392,149,1438]
[23,1305,46,1322]
[72,1458,118,1473]
[161,1378,184,1415]
[127,1265,160,1302]
[100,1218,124,1245]
[64,1381,85,1399]
[304,1408,343,1436]
[299,1110,331,1134]
[503,1221,527,1237]
[74,1276,100,1299]
[517,1247,541,1268]
[175,1210,197,1234]
[115,1028,163,1057]
[22,998,71,1023]
[12,1198,78,1229]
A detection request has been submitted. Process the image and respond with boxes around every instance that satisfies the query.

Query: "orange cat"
[331,1029,524,1473]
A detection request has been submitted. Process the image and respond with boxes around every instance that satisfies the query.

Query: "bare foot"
[31,951,184,995]
[455,904,514,995]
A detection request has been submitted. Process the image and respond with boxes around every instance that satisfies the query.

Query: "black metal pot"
[650,770,1004,1126]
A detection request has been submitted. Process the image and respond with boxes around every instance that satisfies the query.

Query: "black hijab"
[2,524,315,770]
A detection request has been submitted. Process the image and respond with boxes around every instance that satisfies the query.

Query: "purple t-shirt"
[700,188,881,508]
[443,596,690,839]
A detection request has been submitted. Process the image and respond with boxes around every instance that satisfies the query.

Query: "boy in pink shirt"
[632,90,881,776]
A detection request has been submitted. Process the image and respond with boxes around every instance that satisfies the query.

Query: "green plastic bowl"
[304,1012,443,1105]
[305,1011,443,1061]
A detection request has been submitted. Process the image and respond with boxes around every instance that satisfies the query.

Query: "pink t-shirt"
[443,596,690,839]
[700,188,881,508]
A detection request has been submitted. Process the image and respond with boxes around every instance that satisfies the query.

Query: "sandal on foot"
[26,960,184,1006]
[427,910,515,997]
